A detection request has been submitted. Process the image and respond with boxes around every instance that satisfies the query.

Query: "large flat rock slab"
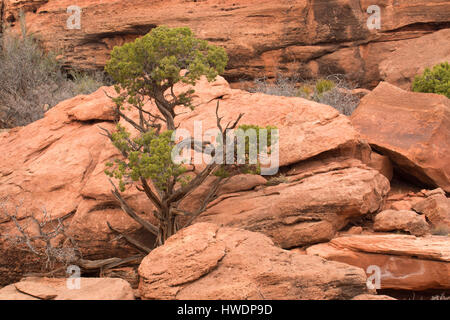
[307,234,450,290]
[197,166,389,248]
[138,223,369,300]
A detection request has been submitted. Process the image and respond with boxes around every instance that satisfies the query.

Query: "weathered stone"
[351,82,450,192]
[368,152,393,181]
[379,29,450,90]
[0,76,374,284]
[139,223,369,300]
[198,166,389,248]
[413,193,450,230]
[373,210,430,236]
[3,0,450,87]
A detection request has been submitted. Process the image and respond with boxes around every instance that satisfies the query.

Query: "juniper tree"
[103,26,275,249]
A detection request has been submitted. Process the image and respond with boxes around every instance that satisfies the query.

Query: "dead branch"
[1,201,144,274]
[107,222,152,254]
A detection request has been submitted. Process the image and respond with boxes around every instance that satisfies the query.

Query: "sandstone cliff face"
[1,0,449,88]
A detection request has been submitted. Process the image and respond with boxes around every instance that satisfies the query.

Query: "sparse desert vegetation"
[0,1,449,303]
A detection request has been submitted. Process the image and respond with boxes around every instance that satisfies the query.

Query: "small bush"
[315,79,335,96]
[0,18,107,128]
[68,70,109,96]
[412,62,450,98]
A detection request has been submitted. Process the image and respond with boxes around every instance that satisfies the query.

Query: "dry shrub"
[251,74,301,97]
[250,74,360,116]
[0,19,107,128]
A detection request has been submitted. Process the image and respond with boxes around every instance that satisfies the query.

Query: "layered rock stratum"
[1,0,449,88]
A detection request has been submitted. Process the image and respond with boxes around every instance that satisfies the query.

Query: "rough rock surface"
[352,294,397,300]
[174,76,371,169]
[379,29,450,90]
[382,183,427,212]
[307,234,450,290]
[0,277,135,300]
[138,223,369,300]
[2,0,450,87]
[373,210,430,236]
[413,192,450,230]
[351,82,450,192]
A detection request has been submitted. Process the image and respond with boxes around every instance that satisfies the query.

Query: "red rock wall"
[1,0,449,88]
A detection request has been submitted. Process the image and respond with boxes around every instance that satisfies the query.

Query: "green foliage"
[412,62,450,98]
[104,26,232,196]
[211,125,277,178]
[105,124,187,192]
[105,26,228,110]
[213,166,231,178]
[315,79,335,96]
[234,124,278,175]
[69,70,109,96]
[430,224,449,236]
[296,84,314,98]
[103,26,279,246]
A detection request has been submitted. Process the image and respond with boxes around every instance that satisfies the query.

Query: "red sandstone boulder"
[413,191,450,231]
[138,223,369,300]
[351,82,450,192]
[0,76,375,285]
[197,165,389,248]
[379,29,450,90]
[368,152,393,181]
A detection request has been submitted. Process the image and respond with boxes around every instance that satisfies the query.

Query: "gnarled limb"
[107,222,152,254]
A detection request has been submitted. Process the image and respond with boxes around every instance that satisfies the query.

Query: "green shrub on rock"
[412,62,450,98]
